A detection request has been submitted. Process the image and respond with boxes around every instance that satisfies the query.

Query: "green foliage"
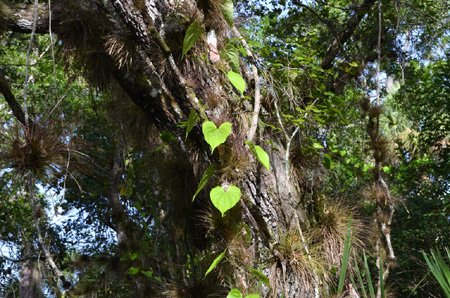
[245,141,270,172]
[337,216,352,295]
[227,71,246,95]
[210,185,241,217]
[204,248,227,278]
[202,121,232,153]
[423,248,450,298]
[226,288,260,298]
[182,21,205,57]
[192,163,215,202]
[224,43,240,73]
[219,0,234,28]
[186,109,200,140]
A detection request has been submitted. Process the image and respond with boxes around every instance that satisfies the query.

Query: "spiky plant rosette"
[0,120,85,181]
[269,229,329,296]
[309,203,368,277]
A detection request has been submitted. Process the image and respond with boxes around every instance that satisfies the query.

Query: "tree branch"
[0,70,27,125]
[0,1,49,33]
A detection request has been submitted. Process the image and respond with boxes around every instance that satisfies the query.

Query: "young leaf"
[245,141,270,172]
[227,288,242,298]
[245,295,260,298]
[220,0,234,28]
[224,44,240,73]
[182,21,205,57]
[227,71,246,95]
[192,163,215,202]
[205,248,227,278]
[202,121,232,153]
[186,109,200,140]
[210,185,241,216]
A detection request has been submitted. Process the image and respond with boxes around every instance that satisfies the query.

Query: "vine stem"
[232,27,261,142]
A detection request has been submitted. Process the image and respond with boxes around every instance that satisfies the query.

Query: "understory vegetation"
[0,0,450,297]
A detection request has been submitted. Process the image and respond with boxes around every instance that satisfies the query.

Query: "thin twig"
[23,0,40,126]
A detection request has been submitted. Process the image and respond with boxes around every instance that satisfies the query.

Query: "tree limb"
[320,0,377,70]
[0,70,27,125]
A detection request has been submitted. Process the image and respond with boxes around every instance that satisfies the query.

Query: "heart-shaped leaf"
[245,141,270,172]
[210,185,241,217]
[182,21,205,57]
[220,0,234,28]
[227,71,245,95]
[192,163,215,202]
[202,121,232,153]
[204,248,227,278]
[227,289,242,298]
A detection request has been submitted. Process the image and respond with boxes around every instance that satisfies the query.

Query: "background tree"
[0,0,450,297]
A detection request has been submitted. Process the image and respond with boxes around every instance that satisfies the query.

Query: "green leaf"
[224,44,240,73]
[245,141,270,172]
[129,252,139,261]
[127,267,139,275]
[141,270,153,278]
[220,0,234,27]
[337,216,352,295]
[245,295,260,298]
[227,288,242,298]
[227,71,246,95]
[182,21,205,57]
[210,185,241,216]
[186,109,200,140]
[202,121,232,153]
[192,163,215,202]
[250,268,270,288]
[312,142,324,149]
[205,248,227,278]
[349,62,358,67]
[160,131,175,143]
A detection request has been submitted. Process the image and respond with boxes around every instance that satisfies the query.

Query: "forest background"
[0,0,450,297]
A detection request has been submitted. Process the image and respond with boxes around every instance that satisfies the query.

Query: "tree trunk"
[19,245,44,298]
[0,0,318,296]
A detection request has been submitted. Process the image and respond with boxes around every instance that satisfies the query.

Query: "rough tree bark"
[0,0,350,296]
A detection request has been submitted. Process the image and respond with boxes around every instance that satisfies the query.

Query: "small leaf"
[349,62,358,67]
[245,141,270,172]
[129,252,139,261]
[227,71,246,95]
[127,267,139,275]
[205,248,227,278]
[160,131,175,143]
[141,270,153,278]
[220,0,234,27]
[210,185,241,217]
[193,163,215,202]
[186,109,200,140]
[182,21,205,57]
[245,295,260,298]
[250,268,270,288]
[202,121,232,153]
[312,142,324,149]
[227,288,243,298]
[224,44,240,72]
